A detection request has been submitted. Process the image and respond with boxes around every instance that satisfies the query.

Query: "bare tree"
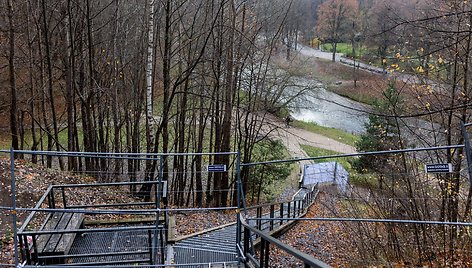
[316,0,359,62]
[6,0,18,153]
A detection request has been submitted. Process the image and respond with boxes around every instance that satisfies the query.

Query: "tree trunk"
[66,0,78,170]
[138,0,159,200]
[7,0,19,154]
[26,1,38,162]
[41,0,63,169]
[332,41,337,62]
[146,0,156,153]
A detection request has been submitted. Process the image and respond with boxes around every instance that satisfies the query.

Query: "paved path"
[298,44,386,74]
[276,125,356,156]
[296,44,435,85]
[259,113,356,199]
[298,45,343,62]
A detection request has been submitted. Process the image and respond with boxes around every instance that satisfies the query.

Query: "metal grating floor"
[173,225,239,267]
[68,229,153,265]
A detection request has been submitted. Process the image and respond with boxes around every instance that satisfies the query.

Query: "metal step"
[172,225,239,266]
[173,246,238,267]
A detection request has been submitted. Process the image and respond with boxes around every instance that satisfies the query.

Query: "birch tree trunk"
[146,0,156,152]
[137,0,157,200]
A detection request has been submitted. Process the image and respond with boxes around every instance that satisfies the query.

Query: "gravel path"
[261,114,356,200]
[276,125,356,157]
[297,45,343,62]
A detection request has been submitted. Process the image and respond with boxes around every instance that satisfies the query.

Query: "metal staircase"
[172,225,239,267]
[166,183,324,267]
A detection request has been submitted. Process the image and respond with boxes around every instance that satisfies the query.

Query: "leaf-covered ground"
[173,210,236,237]
[272,192,358,267]
[0,158,130,264]
[0,157,78,264]
[0,158,239,264]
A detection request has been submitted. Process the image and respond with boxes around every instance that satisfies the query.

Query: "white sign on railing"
[425,163,452,173]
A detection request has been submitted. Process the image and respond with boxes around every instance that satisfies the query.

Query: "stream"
[286,77,442,147]
[287,78,369,135]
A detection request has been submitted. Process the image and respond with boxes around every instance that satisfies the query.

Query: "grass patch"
[349,172,378,189]
[327,84,378,106]
[321,43,375,58]
[0,127,85,151]
[0,132,12,150]
[293,120,358,147]
[301,144,351,167]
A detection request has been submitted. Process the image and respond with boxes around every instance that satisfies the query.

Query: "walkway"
[297,44,432,85]
[172,225,238,267]
[170,192,316,266]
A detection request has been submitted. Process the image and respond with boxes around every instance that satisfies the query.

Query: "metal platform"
[68,229,153,265]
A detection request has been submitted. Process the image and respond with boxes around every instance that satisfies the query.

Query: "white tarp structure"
[302,162,349,193]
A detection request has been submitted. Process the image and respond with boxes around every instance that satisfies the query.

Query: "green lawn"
[321,43,373,58]
[0,127,85,151]
[301,144,351,166]
[292,120,358,147]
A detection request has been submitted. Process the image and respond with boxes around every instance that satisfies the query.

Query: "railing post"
[19,235,26,264]
[61,186,67,208]
[243,226,250,268]
[32,234,38,264]
[257,207,262,231]
[48,188,56,209]
[461,122,472,184]
[264,239,270,268]
[287,202,291,220]
[297,199,303,217]
[292,201,296,218]
[279,203,284,226]
[260,238,265,268]
[240,218,331,268]
[47,192,52,209]
[236,151,242,252]
[24,235,31,264]
[160,228,165,264]
[148,230,153,265]
[10,148,19,266]
[270,205,274,231]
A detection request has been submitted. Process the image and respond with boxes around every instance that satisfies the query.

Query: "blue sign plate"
[207,164,227,172]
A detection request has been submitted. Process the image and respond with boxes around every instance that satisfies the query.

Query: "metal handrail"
[17,185,54,233]
[239,215,330,268]
[238,183,324,267]
[50,180,162,188]
[241,144,464,167]
[246,183,318,212]
[0,149,238,157]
